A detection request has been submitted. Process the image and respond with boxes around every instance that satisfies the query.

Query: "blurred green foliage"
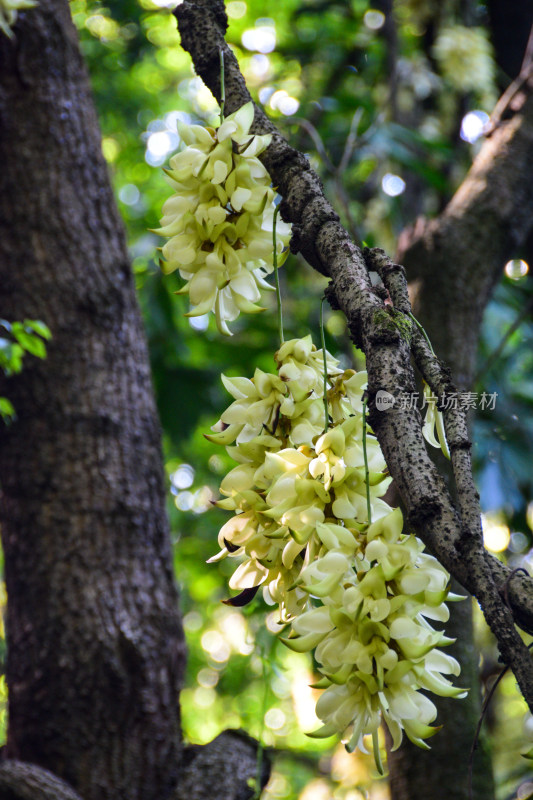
[1,0,533,797]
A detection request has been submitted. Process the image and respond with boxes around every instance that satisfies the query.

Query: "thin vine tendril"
[362,397,372,525]
[273,204,284,346]
[219,49,225,121]
[320,297,329,431]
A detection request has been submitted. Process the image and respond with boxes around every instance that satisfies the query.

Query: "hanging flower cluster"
[153,102,291,335]
[207,335,465,759]
[0,0,36,37]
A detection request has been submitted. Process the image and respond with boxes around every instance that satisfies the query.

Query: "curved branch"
[397,69,533,386]
[174,0,533,701]
[0,761,84,800]
[398,75,533,289]
[368,246,533,707]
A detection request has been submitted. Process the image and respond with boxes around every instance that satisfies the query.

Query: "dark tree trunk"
[0,1,186,797]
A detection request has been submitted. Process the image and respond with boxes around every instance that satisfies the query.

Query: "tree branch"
[0,761,84,800]
[397,67,533,386]
[368,246,533,709]
[174,0,533,703]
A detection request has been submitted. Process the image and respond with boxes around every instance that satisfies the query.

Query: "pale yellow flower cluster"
[0,0,36,37]
[294,509,466,753]
[208,336,465,755]
[154,103,291,335]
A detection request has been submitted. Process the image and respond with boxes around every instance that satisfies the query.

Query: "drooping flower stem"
[273,203,284,346]
[362,397,372,524]
[320,296,329,432]
[409,311,435,355]
[219,49,225,121]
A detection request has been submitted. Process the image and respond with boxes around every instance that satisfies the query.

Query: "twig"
[338,108,363,173]
[290,117,335,173]
[467,663,508,800]
[487,22,533,135]
[291,115,361,242]
[219,49,225,121]
[320,296,329,432]
[475,295,533,383]
[273,203,284,346]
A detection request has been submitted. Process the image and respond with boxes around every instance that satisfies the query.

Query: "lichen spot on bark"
[371,307,413,344]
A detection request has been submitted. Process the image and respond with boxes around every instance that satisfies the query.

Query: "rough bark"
[174,731,270,800]
[0,2,187,797]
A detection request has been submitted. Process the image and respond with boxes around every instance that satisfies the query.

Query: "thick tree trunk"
[0,1,186,797]
[0,5,268,799]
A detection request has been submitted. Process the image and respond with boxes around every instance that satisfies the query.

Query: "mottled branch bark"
[370,247,533,708]
[175,0,533,662]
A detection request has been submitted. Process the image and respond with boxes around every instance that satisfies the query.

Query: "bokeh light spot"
[382,173,406,196]
[101,136,120,163]
[482,513,510,553]
[250,54,271,78]
[242,26,276,54]
[364,9,385,30]
[119,184,140,206]
[460,110,489,143]
[171,464,195,490]
[227,1,246,18]
[270,90,299,115]
[504,259,529,280]
[146,131,175,166]
[264,707,286,730]
[189,314,209,331]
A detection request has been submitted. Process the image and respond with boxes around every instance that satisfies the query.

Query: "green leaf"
[0,340,24,375]
[23,319,52,340]
[12,329,47,359]
[0,396,16,423]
